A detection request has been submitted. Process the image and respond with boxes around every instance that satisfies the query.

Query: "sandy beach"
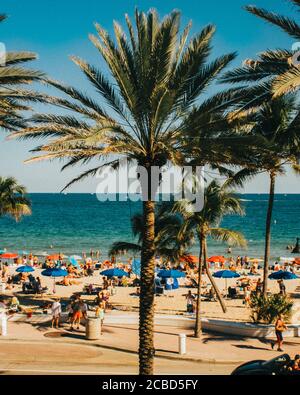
[2,265,300,323]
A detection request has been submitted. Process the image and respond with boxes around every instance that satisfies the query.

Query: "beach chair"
[172,278,179,290]
[155,286,164,295]
[190,278,198,288]
[228,287,237,299]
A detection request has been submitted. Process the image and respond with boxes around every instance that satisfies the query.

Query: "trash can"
[85,317,101,340]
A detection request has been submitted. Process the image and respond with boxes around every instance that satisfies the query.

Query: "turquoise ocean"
[0,194,299,261]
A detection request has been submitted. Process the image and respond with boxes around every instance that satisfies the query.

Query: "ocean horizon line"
[25,192,300,195]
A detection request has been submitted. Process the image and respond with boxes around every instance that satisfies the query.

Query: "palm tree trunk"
[194,234,203,338]
[203,238,227,314]
[263,172,276,296]
[139,199,156,375]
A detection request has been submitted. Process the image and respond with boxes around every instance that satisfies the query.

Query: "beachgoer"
[66,301,74,323]
[100,290,110,310]
[208,286,216,301]
[244,286,251,307]
[278,280,286,296]
[51,298,61,329]
[81,300,88,321]
[95,301,105,334]
[289,355,300,371]
[272,314,287,352]
[2,264,8,280]
[10,296,20,312]
[274,262,280,271]
[70,299,82,330]
[256,278,263,294]
[186,291,195,313]
[0,297,6,310]
[103,277,109,290]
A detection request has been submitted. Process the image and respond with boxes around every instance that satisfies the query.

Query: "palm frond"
[272,67,300,97]
[246,5,300,40]
[109,242,141,256]
[210,228,247,248]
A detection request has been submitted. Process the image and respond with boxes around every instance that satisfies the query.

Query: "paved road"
[0,341,236,375]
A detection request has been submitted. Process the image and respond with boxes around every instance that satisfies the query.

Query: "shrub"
[250,293,293,324]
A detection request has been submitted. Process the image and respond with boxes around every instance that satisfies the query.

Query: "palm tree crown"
[0,14,43,131]
[109,201,193,262]
[10,9,241,180]
[0,176,31,221]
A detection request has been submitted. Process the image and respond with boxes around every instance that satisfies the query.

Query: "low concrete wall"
[201,318,300,338]
[5,312,300,339]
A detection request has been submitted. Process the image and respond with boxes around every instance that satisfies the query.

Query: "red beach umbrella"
[180,255,199,264]
[47,254,60,261]
[47,253,67,260]
[208,256,226,264]
[0,252,18,259]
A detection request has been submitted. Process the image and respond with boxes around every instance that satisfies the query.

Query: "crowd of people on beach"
[0,250,299,347]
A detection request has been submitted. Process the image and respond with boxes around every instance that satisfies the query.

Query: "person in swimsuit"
[272,314,287,352]
[70,299,82,330]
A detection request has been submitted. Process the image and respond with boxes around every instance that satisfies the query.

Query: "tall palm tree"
[9,9,245,374]
[229,95,300,295]
[0,14,43,131]
[109,201,193,263]
[0,176,31,221]
[174,180,246,337]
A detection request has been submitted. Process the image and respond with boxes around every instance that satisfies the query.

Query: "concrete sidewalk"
[2,315,300,364]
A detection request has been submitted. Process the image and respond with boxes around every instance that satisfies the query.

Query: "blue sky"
[0,0,299,193]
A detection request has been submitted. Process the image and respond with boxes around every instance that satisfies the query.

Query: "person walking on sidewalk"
[95,301,105,335]
[272,314,287,352]
[51,298,62,329]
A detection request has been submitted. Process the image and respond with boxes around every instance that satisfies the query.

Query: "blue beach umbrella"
[269,271,299,280]
[16,266,35,273]
[42,268,68,277]
[132,259,141,276]
[158,270,186,279]
[213,270,241,298]
[69,255,82,261]
[213,270,241,279]
[42,268,68,293]
[101,268,129,278]
[69,257,80,267]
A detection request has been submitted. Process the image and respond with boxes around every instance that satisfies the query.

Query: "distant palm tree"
[174,180,246,337]
[0,14,43,131]
[109,202,194,263]
[9,9,242,375]
[228,95,300,296]
[0,176,31,221]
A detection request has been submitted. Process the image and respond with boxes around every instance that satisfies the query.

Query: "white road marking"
[0,368,136,375]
